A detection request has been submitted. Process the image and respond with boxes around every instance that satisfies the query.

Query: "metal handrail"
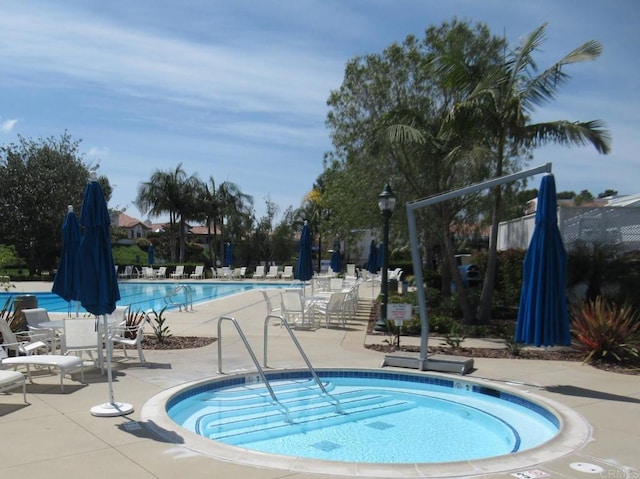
[217,316,290,421]
[264,314,342,413]
[163,284,194,312]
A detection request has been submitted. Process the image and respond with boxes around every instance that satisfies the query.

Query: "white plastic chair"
[190,265,204,279]
[171,265,186,279]
[62,318,100,366]
[253,265,265,280]
[280,290,313,328]
[313,292,348,328]
[0,317,49,356]
[266,265,279,280]
[22,307,60,351]
[110,314,148,364]
[281,265,294,280]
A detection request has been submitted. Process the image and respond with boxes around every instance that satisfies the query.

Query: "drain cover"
[570,463,605,474]
[312,441,341,452]
[367,421,394,430]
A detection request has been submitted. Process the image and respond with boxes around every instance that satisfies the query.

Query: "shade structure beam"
[406,163,553,369]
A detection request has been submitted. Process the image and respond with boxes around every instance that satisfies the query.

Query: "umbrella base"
[381,353,474,375]
[91,401,134,417]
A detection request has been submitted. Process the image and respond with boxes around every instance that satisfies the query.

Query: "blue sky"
[1,1,638,222]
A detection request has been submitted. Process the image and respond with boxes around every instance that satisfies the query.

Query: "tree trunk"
[477,135,506,324]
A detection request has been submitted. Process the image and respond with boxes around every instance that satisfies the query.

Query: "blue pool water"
[167,370,559,464]
[2,282,292,314]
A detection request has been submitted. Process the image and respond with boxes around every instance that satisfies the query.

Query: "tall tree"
[450,23,611,323]
[135,164,200,262]
[325,20,505,322]
[0,133,97,274]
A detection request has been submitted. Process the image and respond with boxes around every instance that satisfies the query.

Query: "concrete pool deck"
[1,281,639,478]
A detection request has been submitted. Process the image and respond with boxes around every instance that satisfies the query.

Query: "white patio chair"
[261,290,281,317]
[109,314,149,364]
[62,318,100,367]
[22,307,60,352]
[0,317,49,356]
[280,290,313,328]
[313,292,347,328]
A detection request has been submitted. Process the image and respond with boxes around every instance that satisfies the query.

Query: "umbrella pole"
[90,315,134,417]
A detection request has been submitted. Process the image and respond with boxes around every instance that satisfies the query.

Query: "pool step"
[195,390,386,429]
[197,392,414,444]
[205,379,336,404]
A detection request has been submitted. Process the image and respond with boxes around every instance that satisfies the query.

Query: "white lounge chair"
[155,266,167,279]
[171,265,186,279]
[190,265,205,279]
[118,265,133,279]
[253,265,265,280]
[0,369,26,402]
[266,265,279,280]
[0,345,83,393]
[281,265,294,280]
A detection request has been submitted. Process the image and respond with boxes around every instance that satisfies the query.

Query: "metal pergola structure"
[383,163,552,373]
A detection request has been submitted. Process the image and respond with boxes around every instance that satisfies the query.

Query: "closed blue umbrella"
[330,240,342,273]
[52,205,81,307]
[366,240,378,274]
[77,173,130,417]
[515,173,571,347]
[225,242,233,267]
[147,244,155,265]
[295,221,314,282]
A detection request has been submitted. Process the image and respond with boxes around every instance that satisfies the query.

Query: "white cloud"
[87,146,110,158]
[1,118,18,132]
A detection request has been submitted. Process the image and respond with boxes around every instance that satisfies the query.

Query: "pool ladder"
[164,284,194,312]
[216,315,342,419]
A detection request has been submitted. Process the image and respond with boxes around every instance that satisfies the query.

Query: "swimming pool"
[2,282,293,314]
[142,369,591,476]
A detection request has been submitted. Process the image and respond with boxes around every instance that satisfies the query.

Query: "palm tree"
[455,24,611,323]
[135,164,200,263]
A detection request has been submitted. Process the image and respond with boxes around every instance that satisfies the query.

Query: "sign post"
[387,303,412,347]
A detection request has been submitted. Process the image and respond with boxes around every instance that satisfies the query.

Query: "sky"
[1,1,638,223]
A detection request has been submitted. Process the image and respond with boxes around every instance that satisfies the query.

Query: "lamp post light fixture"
[374,183,396,332]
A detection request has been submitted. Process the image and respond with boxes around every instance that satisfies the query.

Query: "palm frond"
[522,120,611,154]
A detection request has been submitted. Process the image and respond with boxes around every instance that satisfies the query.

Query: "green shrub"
[429,315,455,335]
[147,307,172,343]
[571,296,640,363]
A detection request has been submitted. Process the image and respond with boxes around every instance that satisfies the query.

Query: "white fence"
[498,206,640,253]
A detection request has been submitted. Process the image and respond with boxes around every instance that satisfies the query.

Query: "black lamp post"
[374,183,396,332]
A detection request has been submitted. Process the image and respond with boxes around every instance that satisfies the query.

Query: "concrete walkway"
[1,281,639,478]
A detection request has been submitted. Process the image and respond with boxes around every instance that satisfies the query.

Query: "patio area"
[1,281,638,478]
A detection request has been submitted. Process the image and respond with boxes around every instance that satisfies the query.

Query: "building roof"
[117,212,151,230]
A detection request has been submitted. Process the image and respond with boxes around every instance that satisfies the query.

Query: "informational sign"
[387,303,412,325]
